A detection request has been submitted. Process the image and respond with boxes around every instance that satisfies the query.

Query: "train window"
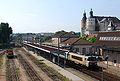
[114,60,117,63]
[72,55,82,61]
[67,53,70,57]
[85,58,88,61]
[75,48,79,52]
[88,57,96,61]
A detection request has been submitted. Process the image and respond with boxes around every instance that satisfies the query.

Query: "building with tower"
[81,9,120,36]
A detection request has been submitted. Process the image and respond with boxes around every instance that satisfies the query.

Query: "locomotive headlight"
[89,63,92,65]
[93,62,97,65]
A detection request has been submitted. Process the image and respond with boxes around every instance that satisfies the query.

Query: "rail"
[67,60,120,81]
[18,53,43,81]
[6,59,19,81]
[21,49,64,81]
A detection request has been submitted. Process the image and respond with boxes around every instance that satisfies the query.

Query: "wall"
[85,17,95,35]
[52,38,68,45]
[102,49,120,67]
[72,45,92,55]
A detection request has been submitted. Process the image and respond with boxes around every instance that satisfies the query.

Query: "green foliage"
[80,35,96,43]
[0,55,4,66]
[80,36,87,40]
[40,38,44,42]
[70,31,75,34]
[0,23,13,48]
[44,36,52,42]
[55,30,66,35]
[87,35,96,43]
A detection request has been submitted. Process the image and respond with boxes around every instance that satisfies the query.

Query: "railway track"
[0,50,5,57]
[18,47,120,81]
[67,60,120,81]
[18,53,43,81]
[6,59,19,81]
[21,49,64,81]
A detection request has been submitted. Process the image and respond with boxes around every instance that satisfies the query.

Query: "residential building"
[62,38,92,55]
[52,32,78,46]
[22,35,36,42]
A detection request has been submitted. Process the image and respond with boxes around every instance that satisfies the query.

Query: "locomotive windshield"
[88,57,96,61]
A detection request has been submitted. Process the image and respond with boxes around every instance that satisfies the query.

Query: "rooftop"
[94,31,120,48]
[52,32,78,38]
[62,38,92,45]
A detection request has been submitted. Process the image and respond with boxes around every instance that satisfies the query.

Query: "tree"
[80,36,87,40]
[0,23,13,48]
[70,31,76,34]
[55,30,66,35]
[40,38,44,42]
[87,35,96,43]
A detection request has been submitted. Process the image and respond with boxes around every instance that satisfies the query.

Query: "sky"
[0,0,120,33]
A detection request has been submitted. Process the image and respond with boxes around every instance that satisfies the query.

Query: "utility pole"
[27,35,28,43]
[58,37,60,65]
[39,34,42,47]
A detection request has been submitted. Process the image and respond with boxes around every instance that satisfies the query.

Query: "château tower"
[81,11,87,28]
[81,9,119,36]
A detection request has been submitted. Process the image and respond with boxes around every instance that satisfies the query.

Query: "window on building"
[106,37,108,40]
[99,37,120,41]
[89,48,92,54]
[108,37,111,40]
[111,37,113,40]
[112,50,114,53]
[104,37,106,40]
[116,37,119,40]
[102,37,104,40]
[82,48,86,54]
[119,37,120,40]
[99,37,102,40]
[114,37,116,40]
[103,37,105,40]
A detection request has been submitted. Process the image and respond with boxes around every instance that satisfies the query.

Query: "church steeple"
[81,10,87,28]
[90,8,93,18]
[83,10,87,20]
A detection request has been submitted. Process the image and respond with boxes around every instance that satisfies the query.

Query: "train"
[65,52,97,67]
[6,49,14,58]
[24,42,98,67]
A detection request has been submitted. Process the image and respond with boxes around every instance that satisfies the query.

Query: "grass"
[6,56,9,77]
[0,55,4,67]
[34,55,70,81]
[16,68,19,73]
[43,64,70,81]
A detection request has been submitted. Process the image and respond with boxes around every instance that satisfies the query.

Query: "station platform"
[22,47,84,81]
[98,61,120,77]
